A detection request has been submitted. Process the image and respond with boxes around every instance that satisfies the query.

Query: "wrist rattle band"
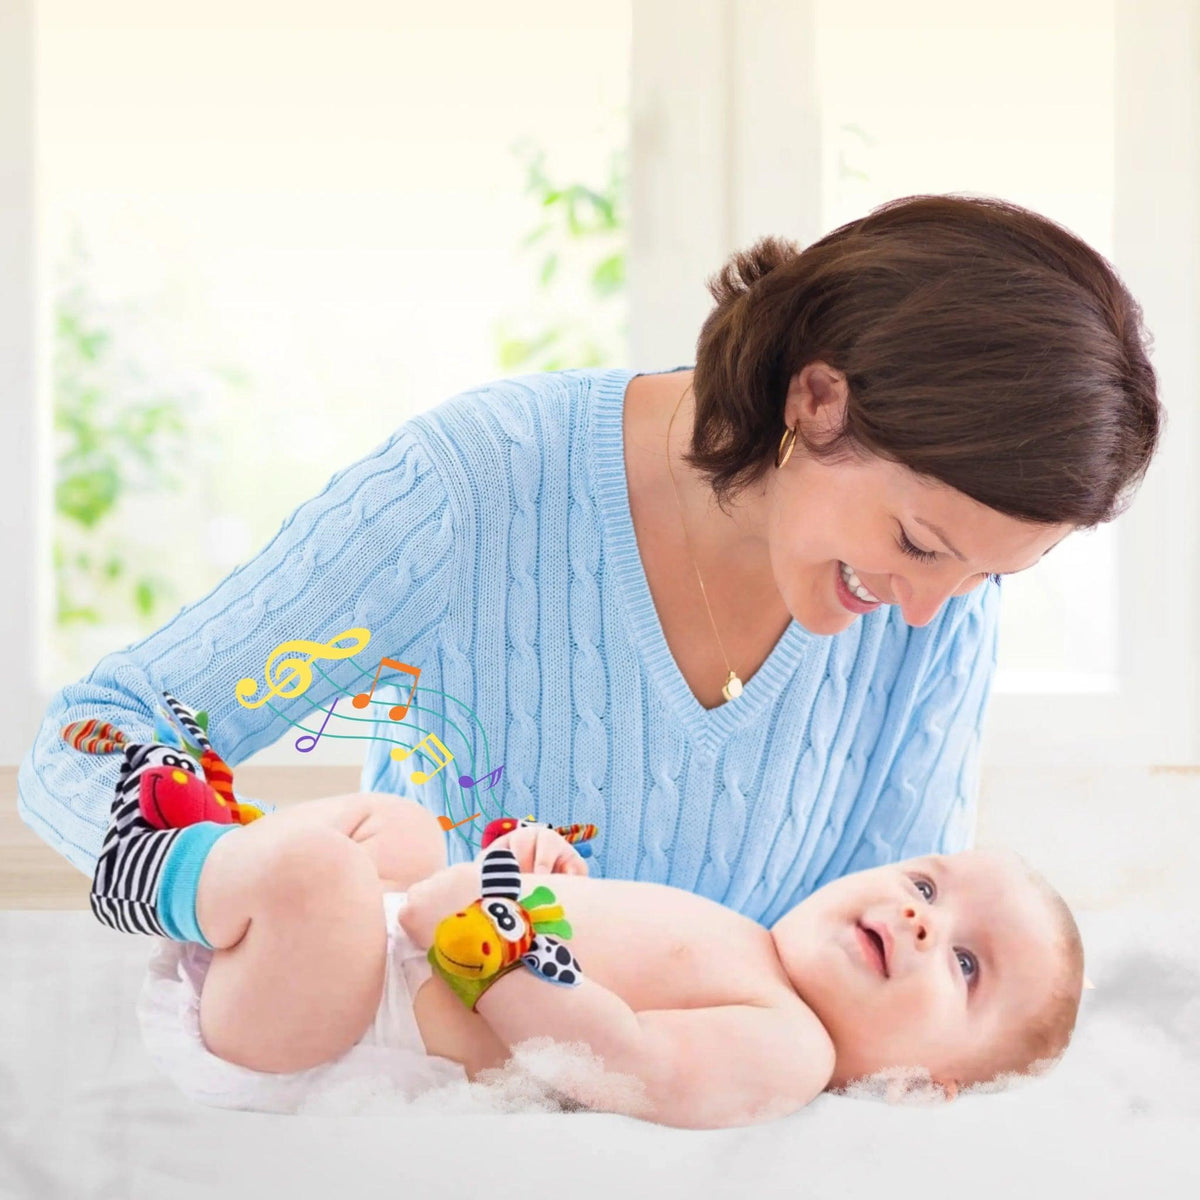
[481,815,600,859]
[427,847,584,1012]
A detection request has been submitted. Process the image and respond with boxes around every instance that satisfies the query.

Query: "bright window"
[36,0,631,693]
[815,0,1120,692]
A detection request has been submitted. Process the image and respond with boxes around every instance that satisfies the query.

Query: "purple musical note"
[295,699,338,753]
[457,764,504,790]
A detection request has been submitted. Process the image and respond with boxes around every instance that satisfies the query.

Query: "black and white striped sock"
[90,756,183,937]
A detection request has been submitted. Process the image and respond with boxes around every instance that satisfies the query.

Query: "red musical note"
[352,658,421,721]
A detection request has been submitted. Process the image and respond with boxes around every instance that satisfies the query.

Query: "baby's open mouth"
[856,921,890,978]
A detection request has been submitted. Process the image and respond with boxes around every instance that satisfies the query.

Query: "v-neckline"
[589,365,812,752]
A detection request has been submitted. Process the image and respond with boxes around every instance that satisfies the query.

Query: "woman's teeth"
[840,561,882,604]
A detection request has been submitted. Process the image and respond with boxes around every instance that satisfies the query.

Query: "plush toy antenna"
[60,719,129,756]
[159,690,249,817]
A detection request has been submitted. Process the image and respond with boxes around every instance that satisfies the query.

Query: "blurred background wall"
[1,0,1198,907]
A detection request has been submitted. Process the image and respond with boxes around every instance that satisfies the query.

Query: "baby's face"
[770,849,1065,1090]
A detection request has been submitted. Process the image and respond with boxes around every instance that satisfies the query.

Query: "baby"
[173,791,1083,1128]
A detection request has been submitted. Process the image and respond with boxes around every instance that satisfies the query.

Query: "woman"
[19,194,1161,928]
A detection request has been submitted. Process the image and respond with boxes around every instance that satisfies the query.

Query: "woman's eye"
[897,529,939,563]
[956,949,979,980]
[913,877,935,902]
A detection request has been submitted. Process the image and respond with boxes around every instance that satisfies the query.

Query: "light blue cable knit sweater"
[18,366,1000,927]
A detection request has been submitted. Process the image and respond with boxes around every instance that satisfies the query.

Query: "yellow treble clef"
[235,627,372,709]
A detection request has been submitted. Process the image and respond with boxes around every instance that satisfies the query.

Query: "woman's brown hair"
[686,194,1163,527]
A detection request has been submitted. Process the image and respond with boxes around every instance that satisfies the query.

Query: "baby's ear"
[938,1079,959,1103]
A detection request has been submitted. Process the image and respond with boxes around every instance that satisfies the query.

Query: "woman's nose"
[891,575,964,628]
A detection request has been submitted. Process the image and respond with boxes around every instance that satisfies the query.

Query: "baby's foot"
[91,747,186,936]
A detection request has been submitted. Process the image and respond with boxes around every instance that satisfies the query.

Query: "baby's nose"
[903,907,932,950]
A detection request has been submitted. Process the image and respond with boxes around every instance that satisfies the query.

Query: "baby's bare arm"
[474,967,836,1130]
[398,826,587,945]
[397,861,482,947]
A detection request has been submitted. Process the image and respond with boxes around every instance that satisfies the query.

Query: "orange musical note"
[353,658,421,721]
[437,812,481,832]
[391,731,454,784]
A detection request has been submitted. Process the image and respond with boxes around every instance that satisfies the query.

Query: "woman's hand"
[483,823,589,876]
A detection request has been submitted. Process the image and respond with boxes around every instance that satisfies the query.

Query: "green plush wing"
[531,917,573,939]
[520,885,572,938]
[519,885,557,909]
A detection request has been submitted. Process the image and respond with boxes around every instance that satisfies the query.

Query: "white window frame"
[1,0,43,768]
[629,0,1199,766]
[2,0,1196,766]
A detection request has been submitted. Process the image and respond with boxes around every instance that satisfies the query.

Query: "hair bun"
[705,234,800,306]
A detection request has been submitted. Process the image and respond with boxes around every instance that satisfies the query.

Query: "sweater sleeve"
[831,581,1003,882]
[17,423,457,876]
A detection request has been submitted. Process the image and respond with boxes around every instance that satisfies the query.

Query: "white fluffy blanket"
[1,907,1196,1200]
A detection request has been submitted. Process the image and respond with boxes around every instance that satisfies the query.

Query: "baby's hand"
[483,823,589,876]
[399,861,480,949]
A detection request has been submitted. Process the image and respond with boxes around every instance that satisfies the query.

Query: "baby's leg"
[242,791,448,890]
[193,795,444,1073]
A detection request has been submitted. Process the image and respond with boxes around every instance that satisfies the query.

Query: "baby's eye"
[912,877,936,902]
[956,949,978,980]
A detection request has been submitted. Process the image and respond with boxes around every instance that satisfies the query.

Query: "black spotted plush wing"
[521,934,582,987]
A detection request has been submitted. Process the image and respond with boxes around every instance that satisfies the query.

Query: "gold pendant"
[721,670,744,702]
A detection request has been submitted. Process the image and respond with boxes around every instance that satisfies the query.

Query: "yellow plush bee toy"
[428,847,583,1011]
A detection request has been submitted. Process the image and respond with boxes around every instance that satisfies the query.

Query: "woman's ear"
[786,362,849,447]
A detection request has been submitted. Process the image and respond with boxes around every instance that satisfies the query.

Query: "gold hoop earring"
[775,424,797,469]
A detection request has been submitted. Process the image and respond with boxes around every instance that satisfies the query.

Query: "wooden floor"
[0,765,360,909]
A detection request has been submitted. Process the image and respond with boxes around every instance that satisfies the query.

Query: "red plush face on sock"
[134,745,235,830]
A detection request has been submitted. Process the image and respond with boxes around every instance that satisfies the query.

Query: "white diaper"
[136,891,467,1114]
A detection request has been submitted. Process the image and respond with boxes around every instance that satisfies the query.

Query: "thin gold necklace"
[665,382,743,703]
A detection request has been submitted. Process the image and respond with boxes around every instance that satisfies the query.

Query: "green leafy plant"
[494,132,629,372]
[52,231,193,628]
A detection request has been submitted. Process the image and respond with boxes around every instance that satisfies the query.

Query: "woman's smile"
[834,560,883,614]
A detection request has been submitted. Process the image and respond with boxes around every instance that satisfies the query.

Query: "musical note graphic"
[437,812,481,832]
[352,657,422,721]
[294,699,338,753]
[457,764,504,790]
[391,731,453,784]
[236,628,371,709]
